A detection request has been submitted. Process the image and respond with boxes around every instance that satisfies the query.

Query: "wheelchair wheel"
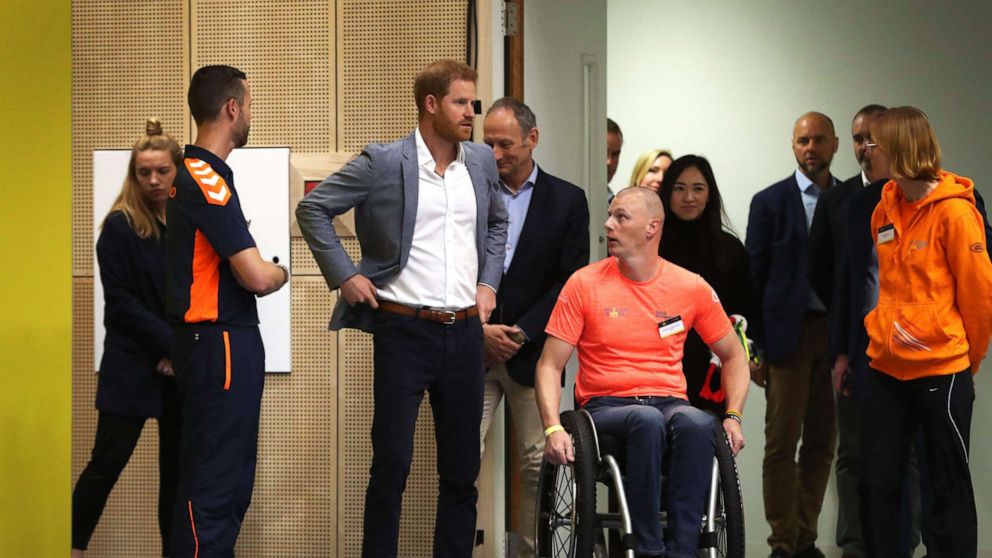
[535,410,598,558]
[711,426,745,558]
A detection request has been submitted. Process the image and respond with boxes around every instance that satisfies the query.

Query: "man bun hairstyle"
[188,65,248,125]
[145,117,164,136]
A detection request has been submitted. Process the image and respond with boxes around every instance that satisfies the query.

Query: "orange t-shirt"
[546,257,732,406]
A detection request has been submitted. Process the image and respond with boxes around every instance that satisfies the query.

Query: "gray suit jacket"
[296,130,508,332]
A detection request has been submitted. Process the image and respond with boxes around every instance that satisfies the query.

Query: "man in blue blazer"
[479,97,589,558]
[296,60,508,558]
[808,104,887,558]
[746,112,839,558]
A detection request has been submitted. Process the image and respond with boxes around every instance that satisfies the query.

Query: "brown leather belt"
[377,301,479,325]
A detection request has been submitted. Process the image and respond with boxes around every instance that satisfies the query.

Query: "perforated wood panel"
[235,276,338,556]
[338,0,469,150]
[337,238,442,558]
[191,0,334,154]
[72,278,164,556]
[291,236,320,276]
[71,0,187,276]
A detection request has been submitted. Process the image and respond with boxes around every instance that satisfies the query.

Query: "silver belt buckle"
[442,310,457,325]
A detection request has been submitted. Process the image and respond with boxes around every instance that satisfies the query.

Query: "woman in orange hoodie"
[862,106,992,557]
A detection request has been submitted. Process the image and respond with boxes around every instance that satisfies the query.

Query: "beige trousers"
[480,362,545,558]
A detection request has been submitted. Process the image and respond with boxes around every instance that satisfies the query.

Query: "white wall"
[525,0,609,259]
[609,1,992,554]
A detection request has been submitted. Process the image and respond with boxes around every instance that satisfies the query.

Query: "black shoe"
[769,548,792,558]
[793,546,825,558]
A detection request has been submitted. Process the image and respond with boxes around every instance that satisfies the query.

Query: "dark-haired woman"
[657,155,759,416]
[72,119,182,557]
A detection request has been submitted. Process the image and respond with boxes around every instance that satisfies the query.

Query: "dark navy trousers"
[170,325,265,558]
[362,312,485,558]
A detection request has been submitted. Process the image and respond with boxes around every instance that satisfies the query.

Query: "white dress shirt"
[377,128,479,310]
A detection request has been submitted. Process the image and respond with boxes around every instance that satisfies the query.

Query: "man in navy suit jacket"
[480,97,589,558]
[746,112,839,558]
[808,104,887,558]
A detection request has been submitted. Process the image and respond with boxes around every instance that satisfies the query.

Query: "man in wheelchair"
[535,187,749,558]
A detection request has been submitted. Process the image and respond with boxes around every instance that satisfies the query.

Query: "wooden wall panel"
[191,0,335,153]
[338,0,469,150]
[71,0,187,276]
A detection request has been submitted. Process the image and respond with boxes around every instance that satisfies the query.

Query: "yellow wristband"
[725,409,742,419]
[544,424,565,437]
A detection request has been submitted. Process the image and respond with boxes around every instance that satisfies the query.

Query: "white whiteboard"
[93,147,292,373]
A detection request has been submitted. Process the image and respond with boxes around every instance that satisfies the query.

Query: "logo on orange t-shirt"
[605,306,627,318]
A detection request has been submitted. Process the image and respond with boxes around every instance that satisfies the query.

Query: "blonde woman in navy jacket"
[72,119,182,557]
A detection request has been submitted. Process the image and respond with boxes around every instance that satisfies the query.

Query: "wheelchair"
[534,408,745,558]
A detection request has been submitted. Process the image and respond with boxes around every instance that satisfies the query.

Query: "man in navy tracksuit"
[167,65,288,557]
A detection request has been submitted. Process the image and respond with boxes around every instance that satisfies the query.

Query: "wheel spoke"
[541,463,578,556]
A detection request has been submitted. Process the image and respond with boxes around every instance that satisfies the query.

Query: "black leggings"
[72,388,181,554]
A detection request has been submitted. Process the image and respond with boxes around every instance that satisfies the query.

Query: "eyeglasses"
[865,141,878,151]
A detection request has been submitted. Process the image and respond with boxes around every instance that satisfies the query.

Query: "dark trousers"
[72,387,181,554]
[850,355,924,558]
[584,396,715,558]
[362,312,485,558]
[862,368,976,558]
[170,325,265,558]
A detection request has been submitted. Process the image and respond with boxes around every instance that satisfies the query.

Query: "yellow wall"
[0,1,72,554]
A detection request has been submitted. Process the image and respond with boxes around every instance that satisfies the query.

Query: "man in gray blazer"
[296,59,508,558]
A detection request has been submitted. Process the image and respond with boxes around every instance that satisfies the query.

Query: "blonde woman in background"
[628,148,674,192]
[72,119,182,558]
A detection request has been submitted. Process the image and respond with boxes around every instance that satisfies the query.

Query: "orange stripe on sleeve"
[223,331,232,390]
[188,500,200,558]
[184,229,220,323]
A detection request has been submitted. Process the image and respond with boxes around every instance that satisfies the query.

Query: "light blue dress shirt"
[500,163,539,273]
[794,168,834,311]
[794,168,824,229]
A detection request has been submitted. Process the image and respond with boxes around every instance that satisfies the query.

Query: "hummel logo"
[185,158,231,206]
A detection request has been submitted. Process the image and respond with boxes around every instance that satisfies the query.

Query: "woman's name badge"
[658,316,685,339]
[878,224,895,244]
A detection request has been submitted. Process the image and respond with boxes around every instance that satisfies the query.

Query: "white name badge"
[878,223,895,244]
[658,316,685,339]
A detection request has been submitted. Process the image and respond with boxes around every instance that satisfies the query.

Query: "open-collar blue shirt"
[500,162,539,273]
